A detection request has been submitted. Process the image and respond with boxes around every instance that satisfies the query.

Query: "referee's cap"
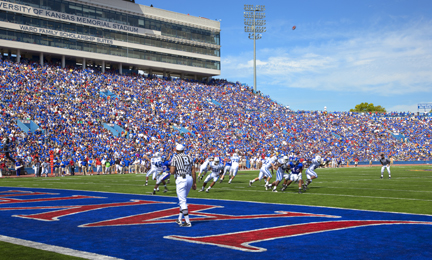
[176,144,185,151]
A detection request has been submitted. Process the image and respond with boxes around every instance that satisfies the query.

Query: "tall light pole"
[244,5,266,93]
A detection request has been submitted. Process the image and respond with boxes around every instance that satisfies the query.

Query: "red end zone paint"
[165,220,432,252]
[14,200,172,221]
[0,192,57,198]
[0,195,102,205]
[81,204,339,227]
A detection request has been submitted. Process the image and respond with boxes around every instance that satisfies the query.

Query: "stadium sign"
[0,0,160,36]
[418,103,432,110]
[0,187,431,259]
[17,24,114,45]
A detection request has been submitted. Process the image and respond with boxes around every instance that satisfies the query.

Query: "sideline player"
[219,157,231,183]
[266,156,290,192]
[170,144,196,227]
[198,156,212,181]
[303,155,322,191]
[1,137,16,163]
[249,155,276,188]
[144,152,162,185]
[228,152,240,184]
[379,153,391,179]
[199,157,224,193]
[281,160,304,194]
[152,159,171,195]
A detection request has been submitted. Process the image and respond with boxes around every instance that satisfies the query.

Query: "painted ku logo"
[1,190,432,253]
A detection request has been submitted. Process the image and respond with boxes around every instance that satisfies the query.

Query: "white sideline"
[0,235,123,260]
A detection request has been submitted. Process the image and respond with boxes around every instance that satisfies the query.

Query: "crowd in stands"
[0,58,431,176]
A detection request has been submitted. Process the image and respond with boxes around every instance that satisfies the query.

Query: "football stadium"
[0,0,431,259]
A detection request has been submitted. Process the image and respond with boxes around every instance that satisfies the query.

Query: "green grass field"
[1,165,432,259]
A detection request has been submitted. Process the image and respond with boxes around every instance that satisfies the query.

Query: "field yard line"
[1,185,432,217]
[302,192,432,202]
[325,186,432,193]
[219,188,432,202]
[0,235,122,260]
[319,176,432,183]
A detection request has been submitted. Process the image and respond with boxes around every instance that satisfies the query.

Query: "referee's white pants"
[176,175,193,210]
[381,165,391,175]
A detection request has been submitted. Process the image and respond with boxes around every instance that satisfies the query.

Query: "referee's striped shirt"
[171,153,193,176]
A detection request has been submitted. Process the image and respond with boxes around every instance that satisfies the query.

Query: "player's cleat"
[145,182,148,186]
[163,188,168,193]
[272,189,278,193]
[200,175,204,180]
[265,184,269,191]
[298,189,302,194]
[180,222,192,227]
[281,185,287,192]
[389,176,391,179]
[175,219,183,226]
[205,189,209,193]
[198,188,204,192]
[380,176,383,179]
[249,180,253,187]
[228,180,232,184]
[157,187,159,192]
[219,179,223,183]
[152,190,156,195]
[302,184,307,192]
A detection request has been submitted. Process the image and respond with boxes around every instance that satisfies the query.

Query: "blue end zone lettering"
[0,187,431,259]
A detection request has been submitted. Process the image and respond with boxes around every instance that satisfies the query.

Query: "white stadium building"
[0,0,221,79]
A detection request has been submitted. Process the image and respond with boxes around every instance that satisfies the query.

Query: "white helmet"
[155,152,161,158]
[282,156,289,164]
[233,153,238,157]
[315,155,321,162]
[213,157,220,165]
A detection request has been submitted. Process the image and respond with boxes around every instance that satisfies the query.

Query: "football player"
[199,157,224,193]
[219,157,231,183]
[152,159,171,195]
[266,156,290,192]
[228,152,240,184]
[303,155,323,191]
[249,154,277,188]
[144,152,162,185]
[281,159,304,194]
[198,156,213,181]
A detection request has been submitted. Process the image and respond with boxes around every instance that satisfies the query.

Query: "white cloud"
[221,19,432,96]
[387,104,421,113]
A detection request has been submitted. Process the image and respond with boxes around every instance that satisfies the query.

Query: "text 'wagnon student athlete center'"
[0,0,221,79]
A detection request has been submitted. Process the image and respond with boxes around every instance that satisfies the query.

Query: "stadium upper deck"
[0,0,220,80]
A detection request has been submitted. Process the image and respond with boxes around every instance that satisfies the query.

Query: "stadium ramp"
[16,119,43,134]
[103,123,126,137]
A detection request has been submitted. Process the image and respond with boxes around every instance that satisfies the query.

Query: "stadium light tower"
[244,4,266,92]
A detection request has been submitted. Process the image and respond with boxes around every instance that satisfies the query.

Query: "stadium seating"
[0,59,430,168]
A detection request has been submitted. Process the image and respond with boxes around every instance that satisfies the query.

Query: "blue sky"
[136,0,432,112]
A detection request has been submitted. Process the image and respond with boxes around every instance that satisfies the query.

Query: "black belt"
[178,173,191,179]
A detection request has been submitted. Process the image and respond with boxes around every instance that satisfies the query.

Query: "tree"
[349,102,386,113]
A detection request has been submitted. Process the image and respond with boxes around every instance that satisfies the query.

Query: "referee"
[379,153,391,179]
[170,144,196,227]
